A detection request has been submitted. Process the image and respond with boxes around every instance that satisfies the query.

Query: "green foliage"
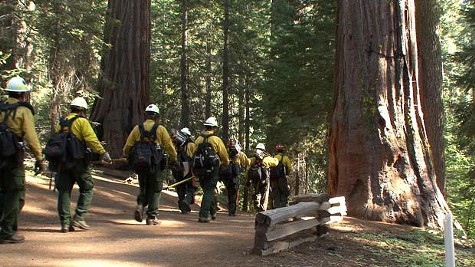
[259,0,335,190]
[443,0,475,236]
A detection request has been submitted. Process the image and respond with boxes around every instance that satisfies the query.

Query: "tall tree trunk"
[242,78,251,212]
[48,1,64,135]
[238,77,245,146]
[91,0,151,158]
[415,0,445,196]
[180,0,190,128]
[328,0,448,229]
[205,39,212,118]
[221,0,230,142]
[0,0,16,74]
[0,0,31,76]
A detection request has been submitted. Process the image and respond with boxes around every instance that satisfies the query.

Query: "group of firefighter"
[167,119,292,223]
[0,76,291,245]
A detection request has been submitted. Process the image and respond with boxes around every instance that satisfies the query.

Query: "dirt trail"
[0,172,284,266]
[1,171,430,267]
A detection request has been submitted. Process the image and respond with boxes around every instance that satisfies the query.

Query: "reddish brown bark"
[328,0,448,229]
[91,0,151,157]
[415,0,445,196]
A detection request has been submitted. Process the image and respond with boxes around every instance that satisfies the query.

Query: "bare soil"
[1,169,472,267]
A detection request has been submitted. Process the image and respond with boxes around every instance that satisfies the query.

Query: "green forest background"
[0,0,474,236]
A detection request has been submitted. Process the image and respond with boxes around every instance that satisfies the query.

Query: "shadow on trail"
[9,173,274,267]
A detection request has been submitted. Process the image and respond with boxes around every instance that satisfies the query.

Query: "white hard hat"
[203,116,218,127]
[256,143,266,151]
[145,104,160,114]
[4,77,30,92]
[180,127,191,136]
[71,97,88,110]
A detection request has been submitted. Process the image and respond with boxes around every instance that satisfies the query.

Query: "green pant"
[197,167,219,219]
[225,175,239,215]
[56,161,94,226]
[137,169,164,219]
[270,176,290,208]
[0,161,25,239]
[252,176,270,211]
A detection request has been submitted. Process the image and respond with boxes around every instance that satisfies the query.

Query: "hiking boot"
[146,217,160,225]
[181,200,191,213]
[134,205,144,222]
[72,216,90,230]
[198,217,209,223]
[61,224,75,233]
[211,213,217,221]
[0,234,25,244]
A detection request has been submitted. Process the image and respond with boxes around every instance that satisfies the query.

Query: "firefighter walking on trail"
[54,97,112,233]
[269,144,292,209]
[171,127,197,214]
[246,143,278,212]
[123,104,177,225]
[219,139,249,216]
[0,77,46,244]
[191,117,229,223]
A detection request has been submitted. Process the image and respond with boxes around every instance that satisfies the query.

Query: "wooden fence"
[251,194,347,256]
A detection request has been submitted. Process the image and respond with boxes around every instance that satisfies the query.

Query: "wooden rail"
[251,194,346,256]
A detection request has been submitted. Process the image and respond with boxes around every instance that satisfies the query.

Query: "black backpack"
[0,102,33,168]
[270,156,286,180]
[43,115,87,171]
[191,134,219,177]
[248,158,269,184]
[128,123,163,173]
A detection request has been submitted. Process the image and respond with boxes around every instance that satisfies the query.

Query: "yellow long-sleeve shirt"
[192,130,230,166]
[274,153,292,174]
[248,155,279,169]
[1,98,43,160]
[122,119,177,162]
[235,151,250,169]
[59,113,106,155]
[184,141,196,158]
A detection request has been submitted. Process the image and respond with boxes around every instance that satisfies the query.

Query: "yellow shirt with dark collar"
[274,153,292,173]
[192,130,230,166]
[248,156,279,169]
[122,119,177,162]
[1,98,43,160]
[59,113,106,154]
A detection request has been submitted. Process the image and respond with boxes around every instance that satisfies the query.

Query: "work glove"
[100,152,113,164]
[34,159,47,175]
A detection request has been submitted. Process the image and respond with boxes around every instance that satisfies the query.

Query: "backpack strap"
[0,102,35,122]
[139,122,159,142]
[59,115,80,132]
[201,133,213,143]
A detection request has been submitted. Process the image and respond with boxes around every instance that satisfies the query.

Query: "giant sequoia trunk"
[91,0,151,157]
[328,0,448,229]
[415,0,445,196]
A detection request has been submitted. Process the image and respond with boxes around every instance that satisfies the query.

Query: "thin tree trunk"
[238,77,245,146]
[221,0,230,142]
[328,0,448,229]
[205,39,212,118]
[0,0,31,75]
[91,0,151,158]
[180,0,190,128]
